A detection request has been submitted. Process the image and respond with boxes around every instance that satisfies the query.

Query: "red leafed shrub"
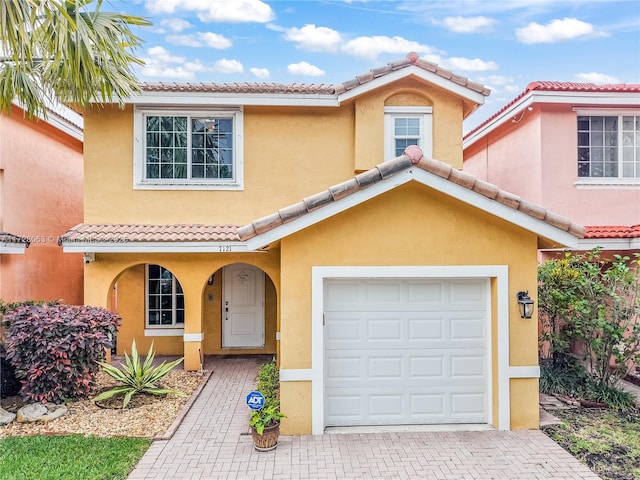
[4,304,120,404]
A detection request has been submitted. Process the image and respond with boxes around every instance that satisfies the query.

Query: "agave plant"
[94,340,185,408]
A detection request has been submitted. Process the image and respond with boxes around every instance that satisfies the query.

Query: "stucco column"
[183,278,204,371]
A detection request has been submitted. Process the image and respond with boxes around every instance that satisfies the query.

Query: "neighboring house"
[463,82,640,258]
[0,104,83,303]
[60,53,584,435]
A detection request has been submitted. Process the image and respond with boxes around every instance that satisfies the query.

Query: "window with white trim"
[146,264,184,328]
[384,106,433,161]
[578,115,640,178]
[134,108,243,190]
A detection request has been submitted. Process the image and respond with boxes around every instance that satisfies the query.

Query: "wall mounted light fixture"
[517,291,535,319]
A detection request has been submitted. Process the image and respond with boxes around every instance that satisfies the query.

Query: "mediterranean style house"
[61,53,584,434]
[463,81,640,259]
[0,104,83,304]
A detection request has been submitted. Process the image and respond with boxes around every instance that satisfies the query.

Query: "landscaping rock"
[0,407,16,425]
[16,403,68,423]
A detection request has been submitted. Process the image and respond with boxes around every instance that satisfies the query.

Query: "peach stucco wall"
[464,104,640,226]
[278,182,540,433]
[83,76,468,225]
[0,107,83,303]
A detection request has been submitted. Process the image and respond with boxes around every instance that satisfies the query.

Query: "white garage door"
[324,278,489,426]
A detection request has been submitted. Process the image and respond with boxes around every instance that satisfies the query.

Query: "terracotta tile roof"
[59,224,240,243]
[141,82,338,95]
[0,232,30,246]
[584,225,640,239]
[237,145,585,241]
[465,81,640,140]
[141,52,490,97]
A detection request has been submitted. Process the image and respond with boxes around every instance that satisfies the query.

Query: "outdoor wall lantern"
[517,291,535,319]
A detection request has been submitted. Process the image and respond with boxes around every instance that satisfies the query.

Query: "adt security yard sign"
[246,391,265,410]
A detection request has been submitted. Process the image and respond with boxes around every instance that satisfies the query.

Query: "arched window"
[146,264,184,328]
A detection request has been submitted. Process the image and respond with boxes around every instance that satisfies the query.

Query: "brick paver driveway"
[128,356,600,480]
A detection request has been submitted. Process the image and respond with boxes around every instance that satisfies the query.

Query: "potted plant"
[249,359,285,451]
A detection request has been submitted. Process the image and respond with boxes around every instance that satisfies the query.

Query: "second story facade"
[84,52,488,226]
[463,82,640,253]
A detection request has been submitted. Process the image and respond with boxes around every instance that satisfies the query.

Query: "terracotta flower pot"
[251,423,280,451]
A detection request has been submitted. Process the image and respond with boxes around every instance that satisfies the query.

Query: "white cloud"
[341,36,436,61]
[250,67,270,79]
[160,18,192,32]
[213,59,244,74]
[145,46,184,64]
[287,61,325,77]
[477,75,521,95]
[516,17,603,44]
[575,72,620,84]
[140,46,209,80]
[145,0,275,23]
[166,32,232,49]
[441,57,498,72]
[440,16,496,33]
[284,24,343,52]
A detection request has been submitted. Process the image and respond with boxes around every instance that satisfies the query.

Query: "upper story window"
[578,115,640,179]
[146,264,184,328]
[134,108,244,190]
[384,106,433,161]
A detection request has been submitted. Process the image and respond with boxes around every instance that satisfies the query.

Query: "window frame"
[133,107,244,190]
[574,108,640,186]
[384,106,433,161]
[144,264,184,333]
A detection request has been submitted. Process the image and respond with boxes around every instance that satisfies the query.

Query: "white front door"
[222,263,265,348]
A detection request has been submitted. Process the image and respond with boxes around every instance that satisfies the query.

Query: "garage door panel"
[326,386,487,425]
[326,349,486,387]
[451,355,486,378]
[324,278,489,427]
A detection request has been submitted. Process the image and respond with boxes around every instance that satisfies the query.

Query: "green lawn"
[0,435,151,480]
[542,408,640,480]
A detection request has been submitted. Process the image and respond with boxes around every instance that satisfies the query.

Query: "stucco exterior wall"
[463,111,543,204]
[83,104,355,225]
[354,78,465,172]
[278,181,540,433]
[0,107,83,303]
[464,104,640,226]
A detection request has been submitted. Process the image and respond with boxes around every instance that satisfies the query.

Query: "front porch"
[84,252,280,370]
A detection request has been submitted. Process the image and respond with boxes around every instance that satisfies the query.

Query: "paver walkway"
[128,356,600,480]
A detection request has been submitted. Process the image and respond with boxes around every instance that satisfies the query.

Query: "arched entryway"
[202,262,277,355]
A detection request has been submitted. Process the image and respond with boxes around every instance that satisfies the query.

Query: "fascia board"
[129,92,339,107]
[409,168,579,248]
[0,243,27,254]
[246,167,580,250]
[62,241,251,253]
[578,237,640,250]
[464,90,640,149]
[337,66,487,105]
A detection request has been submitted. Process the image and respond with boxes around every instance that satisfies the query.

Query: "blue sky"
[116,0,640,129]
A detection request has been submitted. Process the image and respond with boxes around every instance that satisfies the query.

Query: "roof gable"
[238,145,584,250]
[464,81,640,148]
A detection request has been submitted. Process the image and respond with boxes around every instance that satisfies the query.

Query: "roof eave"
[246,167,581,251]
[61,240,252,253]
[464,90,640,149]
[128,91,340,107]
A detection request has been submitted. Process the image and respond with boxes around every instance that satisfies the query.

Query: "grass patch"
[543,408,640,480]
[0,435,151,480]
